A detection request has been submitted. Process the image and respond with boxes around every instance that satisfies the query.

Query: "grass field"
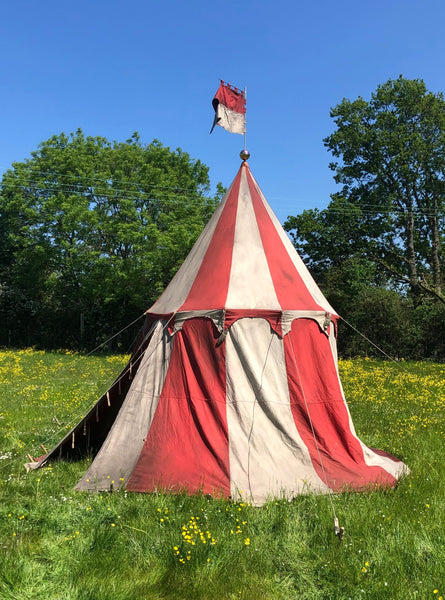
[0,349,444,599]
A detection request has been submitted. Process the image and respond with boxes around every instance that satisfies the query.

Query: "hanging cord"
[288,335,344,541]
[28,313,177,462]
[339,316,400,364]
[5,312,147,420]
[1,313,145,471]
[21,312,146,400]
[2,312,178,472]
[92,311,177,412]
[340,315,444,404]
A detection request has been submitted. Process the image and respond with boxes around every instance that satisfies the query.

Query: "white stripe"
[360,442,409,477]
[332,337,410,479]
[248,172,337,314]
[216,104,246,134]
[226,169,281,309]
[75,321,173,490]
[225,318,329,505]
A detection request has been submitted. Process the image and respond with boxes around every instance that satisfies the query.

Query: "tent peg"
[334,517,345,541]
[106,391,111,407]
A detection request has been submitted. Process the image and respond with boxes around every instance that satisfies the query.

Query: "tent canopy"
[28,161,408,505]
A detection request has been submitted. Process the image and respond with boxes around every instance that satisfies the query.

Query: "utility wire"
[0,181,213,200]
[0,182,217,208]
[1,179,444,218]
[0,169,213,193]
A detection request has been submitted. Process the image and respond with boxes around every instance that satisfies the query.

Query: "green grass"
[1,349,444,599]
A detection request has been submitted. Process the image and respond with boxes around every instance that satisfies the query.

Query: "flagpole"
[240,86,250,161]
[243,87,247,152]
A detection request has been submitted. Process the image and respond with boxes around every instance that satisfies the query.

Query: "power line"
[0,181,218,209]
[1,177,445,219]
[1,169,213,194]
[3,169,213,190]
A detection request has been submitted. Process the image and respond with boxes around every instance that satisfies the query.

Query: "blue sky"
[1,0,445,223]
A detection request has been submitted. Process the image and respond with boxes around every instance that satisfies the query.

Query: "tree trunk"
[429,195,442,296]
[405,202,421,299]
[80,311,85,349]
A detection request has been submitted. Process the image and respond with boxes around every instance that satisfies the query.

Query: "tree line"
[1,77,445,359]
[0,130,222,350]
[285,76,445,359]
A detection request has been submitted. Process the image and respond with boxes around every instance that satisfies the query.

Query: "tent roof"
[149,161,337,317]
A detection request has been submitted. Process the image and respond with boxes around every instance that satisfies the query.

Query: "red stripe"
[245,169,325,311]
[284,319,397,491]
[213,82,246,114]
[224,309,283,337]
[179,167,241,311]
[127,318,230,496]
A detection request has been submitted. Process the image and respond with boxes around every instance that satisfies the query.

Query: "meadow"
[0,349,444,599]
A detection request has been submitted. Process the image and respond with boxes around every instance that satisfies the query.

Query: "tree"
[0,130,221,349]
[286,76,445,304]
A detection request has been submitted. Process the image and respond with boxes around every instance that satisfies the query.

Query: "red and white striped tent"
[31,161,408,505]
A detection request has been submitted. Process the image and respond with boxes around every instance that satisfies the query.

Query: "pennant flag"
[210,81,246,135]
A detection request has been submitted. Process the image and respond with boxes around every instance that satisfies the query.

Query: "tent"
[29,160,408,505]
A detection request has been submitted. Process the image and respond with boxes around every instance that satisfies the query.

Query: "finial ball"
[240,149,250,161]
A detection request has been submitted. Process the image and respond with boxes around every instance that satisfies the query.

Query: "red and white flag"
[210,81,246,135]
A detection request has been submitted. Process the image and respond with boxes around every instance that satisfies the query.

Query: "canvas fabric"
[28,161,409,504]
[150,164,337,316]
[74,315,406,503]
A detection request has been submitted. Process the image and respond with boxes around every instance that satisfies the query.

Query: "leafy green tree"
[286,76,445,304]
[0,130,221,349]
